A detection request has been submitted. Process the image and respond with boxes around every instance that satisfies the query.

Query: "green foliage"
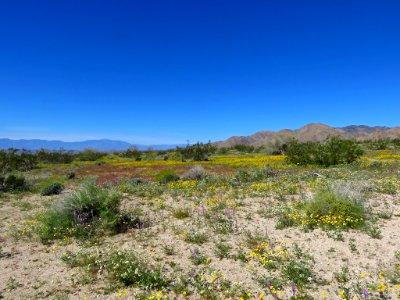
[0,149,37,175]
[282,260,313,287]
[232,144,255,153]
[185,231,208,244]
[210,215,234,234]
[190,248,210,265]
[177,142,217,161]
[66,171,76,179]
[0,174,28,192]
[76,149,105,161]
[172,207,190,219]
[214,242,231,259]
[41,182,64,196]
[107,250,168,288]
[36,185,133,242]
[285,137,363,166]
[62,249,169,289]
[304,188,365,229]
[155,169,179,184]
[37,149,75,164]
[118,181,164,198]
[334,265,350,283]
[122,147,142,161]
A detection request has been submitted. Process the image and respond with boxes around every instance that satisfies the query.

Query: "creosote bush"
[155,169,179,184]
[285,137,364,166]
[0,174,28,192]
[177,142,216,161]
[41,182,64,196]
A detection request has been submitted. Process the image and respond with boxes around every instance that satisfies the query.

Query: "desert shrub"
[127,178,147,185]
[1,174,28,192]
[36,184,129,242]
[210,215,234,234]
[122,147,142,161]
[36,149,75,164]
[303,188,365,229]
[76,149,105,161]
[0,149,37,175]
[66,171,76,179]
[41,182,64,196]
[282,260,313,287]
[285,137,363,166]
[107,250,168,288]
[185,231,208,244]
[183,165,207,180]
[214,242,231,259]
[189,248,210,265]
[236,167,275,183]
[118,181,164,198]
[155,169,179,184]
[172,207,190,219]
[232,144,255,153]
[62,249,168,289]
[177,142,216,161]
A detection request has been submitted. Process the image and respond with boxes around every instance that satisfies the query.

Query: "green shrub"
[122,147,142,161]
[282,260,313,287]
[0,149,37,175]
[66,171,75,179]
[304,188,365,229]
[62,249,169,289]
[155,169,179,184]
[107,250,168,288]
[36,185,130,242]
[1,174,28,192]
[285,137,363,166]
[231,144,255,153]
[118,181,164,198]
[41,182,64,196]
[172,207,190,219]
[185,231,208,244]
[37,149,75,164]
[214,242,231,259]
[76,149,105,161]
[177,142,216,161]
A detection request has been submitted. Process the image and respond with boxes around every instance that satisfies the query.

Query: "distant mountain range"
[0,138,183,151]
[3,123,400,151]
[216,123,400,148]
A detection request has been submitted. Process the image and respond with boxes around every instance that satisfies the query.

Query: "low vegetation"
[1,141,400,299]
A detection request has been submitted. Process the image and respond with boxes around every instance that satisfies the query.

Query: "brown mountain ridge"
[216,123,400,148]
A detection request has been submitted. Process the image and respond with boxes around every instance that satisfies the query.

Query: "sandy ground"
[1,191,400,299]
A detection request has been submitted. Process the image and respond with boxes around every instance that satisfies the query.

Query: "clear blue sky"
[1,1,399,144]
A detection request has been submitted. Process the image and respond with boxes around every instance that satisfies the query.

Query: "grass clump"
[41,182,64,196]
[172,207,190,219]
[155,169,180,184]
[36,184,136,243]
[303,188,365,229]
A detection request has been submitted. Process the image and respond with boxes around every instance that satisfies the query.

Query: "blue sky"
[0,0,399,144]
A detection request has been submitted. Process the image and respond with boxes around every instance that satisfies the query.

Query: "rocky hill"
[216,123,400,148]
